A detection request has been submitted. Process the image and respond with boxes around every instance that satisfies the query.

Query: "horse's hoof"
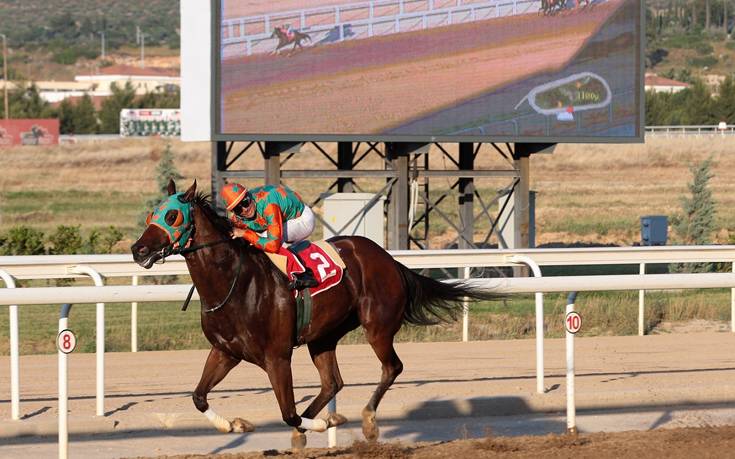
[231,417,255,433]
[361,408,379,441]
[327,413,348,428]
[291,429,307,450]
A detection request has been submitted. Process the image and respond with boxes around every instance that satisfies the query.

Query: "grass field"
[1,136,734,354]
[0,289,730,355]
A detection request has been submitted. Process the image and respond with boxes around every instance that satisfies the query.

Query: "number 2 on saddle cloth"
[281,240,344,296]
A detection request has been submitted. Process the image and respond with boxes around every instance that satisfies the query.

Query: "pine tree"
[674,157,716,272]
[140,142,183,227]
[99,82,136,133]
[74,94,99,134]
[678,157,716,245]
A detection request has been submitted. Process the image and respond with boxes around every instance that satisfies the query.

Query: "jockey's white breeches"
[284,205,315,243]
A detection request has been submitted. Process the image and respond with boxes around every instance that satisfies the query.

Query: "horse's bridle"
[151,215,242,314]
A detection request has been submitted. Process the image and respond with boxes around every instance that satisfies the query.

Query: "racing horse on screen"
[131,180,500,448]
[271,25,312,55]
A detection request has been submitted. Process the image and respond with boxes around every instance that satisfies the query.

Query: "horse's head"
[131,179,197,268]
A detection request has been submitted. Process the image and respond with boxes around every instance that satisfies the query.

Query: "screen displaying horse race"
[216,0,643,141]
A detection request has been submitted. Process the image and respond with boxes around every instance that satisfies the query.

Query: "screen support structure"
[210,141,552,254]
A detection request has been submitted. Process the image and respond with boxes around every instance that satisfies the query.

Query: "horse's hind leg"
[362,332,403,441]
[193,347,252,433]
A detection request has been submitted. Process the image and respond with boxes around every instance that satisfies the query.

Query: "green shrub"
[48,225,83,255]
[86,226,124,254]
[687,55,718,68]
[0,226,45,255]
[695,42,714,55]
[726,41,735,51]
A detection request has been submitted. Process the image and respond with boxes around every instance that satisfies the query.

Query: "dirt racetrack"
[147,424,735,458]
[221,0,627,135]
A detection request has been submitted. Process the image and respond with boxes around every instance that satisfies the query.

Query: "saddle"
[264,240,347,345]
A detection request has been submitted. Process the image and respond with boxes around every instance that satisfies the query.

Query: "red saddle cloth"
[280,242,344,296]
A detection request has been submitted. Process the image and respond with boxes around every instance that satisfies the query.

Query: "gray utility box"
[322,193,385,247]
[641,215,668,246]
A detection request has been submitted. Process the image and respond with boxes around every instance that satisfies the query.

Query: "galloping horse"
[271,26,312,55]
[131,180,500,448]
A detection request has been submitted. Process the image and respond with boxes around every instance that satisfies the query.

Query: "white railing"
[646,125,735,136]
[4,246,735,279]
[222,0,538,56]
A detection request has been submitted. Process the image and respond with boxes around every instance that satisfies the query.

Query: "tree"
[74,94,99,134]
[141,142,183,227]
[9,83,55,119]
[58,98,76,134]
[676,157,716,245]
[99,82,136,133]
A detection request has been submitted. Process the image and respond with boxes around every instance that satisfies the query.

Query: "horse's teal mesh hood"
[147,192,193,247]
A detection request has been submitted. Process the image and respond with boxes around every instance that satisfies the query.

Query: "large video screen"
[216,0,643,142]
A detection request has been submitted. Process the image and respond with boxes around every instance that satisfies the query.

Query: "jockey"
[284,23,295,40]
[221,182,319,291]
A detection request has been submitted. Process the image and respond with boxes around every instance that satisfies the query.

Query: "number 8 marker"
[57,329,77,354]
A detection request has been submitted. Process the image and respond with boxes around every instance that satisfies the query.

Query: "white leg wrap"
[204,408,232,433]
[299,416,328,432]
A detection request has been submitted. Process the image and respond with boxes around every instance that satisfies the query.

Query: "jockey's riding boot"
[288,268,319,291]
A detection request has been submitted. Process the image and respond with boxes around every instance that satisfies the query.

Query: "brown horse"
[131,180,500,448]
[271,26,312,55]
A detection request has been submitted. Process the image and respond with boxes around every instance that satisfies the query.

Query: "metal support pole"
[508,255,545,394]
[131,275,138,352]
[263,142,300,186]
[70,265,105,416]
[211,141,227,212]
[638,262,645,336]
[58,303,73,459]
[1,34,8,120]
[327,397,337,447]
[387,143,422,250]
[337,142,354,192]
[462,266,470,342]
[0,269,19,420]
[565,292,578,434]
[458,143,474,250]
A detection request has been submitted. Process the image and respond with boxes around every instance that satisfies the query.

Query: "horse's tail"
[396,262,502,326]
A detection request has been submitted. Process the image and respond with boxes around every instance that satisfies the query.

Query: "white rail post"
[0,269,20,420]
[69,265,105,416]
[327,397,337,447]
[131,275,138,352]
[462,266,470,342]
[58,303,73,459]
[508,255,545,394]
[638,262,645,336]
[565,292,578,434]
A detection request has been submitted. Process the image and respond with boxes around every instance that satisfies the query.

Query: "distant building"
[75,65,180,97]
[1,65,180,105]
[644,73,690,93]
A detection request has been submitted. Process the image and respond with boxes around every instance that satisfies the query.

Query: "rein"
[174,238,243,313]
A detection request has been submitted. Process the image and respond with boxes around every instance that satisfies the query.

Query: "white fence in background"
[221,0,539,57]
[645,124,735,136]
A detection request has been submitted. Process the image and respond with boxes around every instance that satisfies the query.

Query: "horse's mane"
[190,192,279,275]
[191,192,234,237]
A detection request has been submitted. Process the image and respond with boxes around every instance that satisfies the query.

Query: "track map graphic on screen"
[217,0,642,141]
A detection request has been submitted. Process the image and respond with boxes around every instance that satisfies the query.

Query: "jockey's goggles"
[233,194,252,213]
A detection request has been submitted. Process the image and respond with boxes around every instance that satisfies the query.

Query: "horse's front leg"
[266,354,326,449]
[193,347,253,434]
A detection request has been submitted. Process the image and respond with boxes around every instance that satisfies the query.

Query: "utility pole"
[136,26,146,68]
[99,31,105,60]
[1,34,8,120]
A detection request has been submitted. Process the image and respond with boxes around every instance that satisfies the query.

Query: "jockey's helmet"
[221,182,251,211]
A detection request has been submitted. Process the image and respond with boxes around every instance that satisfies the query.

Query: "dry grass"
[3,136,734,246]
